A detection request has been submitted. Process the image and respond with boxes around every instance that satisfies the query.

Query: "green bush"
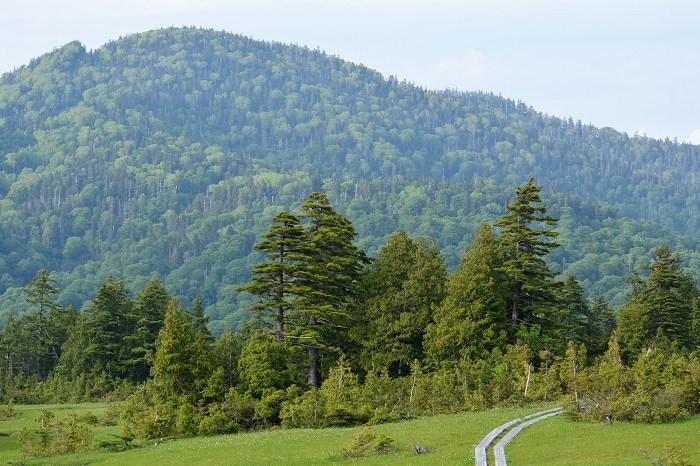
[342,427,394,457]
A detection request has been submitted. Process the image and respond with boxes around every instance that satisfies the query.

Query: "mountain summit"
[0,27,698,330]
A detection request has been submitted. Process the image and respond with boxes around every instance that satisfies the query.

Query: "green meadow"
[507,414,700,466]
[2,404,699,465]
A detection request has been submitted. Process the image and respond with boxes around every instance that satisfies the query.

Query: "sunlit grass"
[0,402,120,465]
[506,414,700,466]
[26,406,546,465]
[6,403,700,465]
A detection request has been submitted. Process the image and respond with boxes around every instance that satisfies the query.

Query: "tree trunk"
[307,347,319,387]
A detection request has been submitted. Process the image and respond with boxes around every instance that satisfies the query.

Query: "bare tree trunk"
[307,347,319,387]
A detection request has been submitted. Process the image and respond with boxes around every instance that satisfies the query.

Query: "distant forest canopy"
[0,26,699,332]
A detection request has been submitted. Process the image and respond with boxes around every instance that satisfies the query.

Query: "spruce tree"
[238,193,366,387]
[556,275,595,347]
[188,295,213,342]
[588,296,617,357]
[83,277,134,378]
[642,246,695,349]
[151,298,200,398]
[494,178,559,332]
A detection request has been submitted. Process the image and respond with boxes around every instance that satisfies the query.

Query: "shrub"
[342,427,394,457]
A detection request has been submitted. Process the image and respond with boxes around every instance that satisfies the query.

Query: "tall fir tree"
[555,275,595,347]
[187,295,214,342]
[237,211,311,342]
[588,295,617,357]
[494,178,559,333]
[295,192,368,386]
[151,298,207,398]
[83,276,134,378]
[22,269,68,380]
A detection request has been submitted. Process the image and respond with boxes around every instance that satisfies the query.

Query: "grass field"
[10,405,544,465]
[506,413,700,466]
[0,402,121,465]
[2,403,699,465]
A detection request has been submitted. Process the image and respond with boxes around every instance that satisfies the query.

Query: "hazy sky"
[2,0,698,143]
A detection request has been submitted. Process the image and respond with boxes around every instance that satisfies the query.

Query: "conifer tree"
[494,178,559,331]
[22,270,67,380]
[188,295,213,342]
[618,245,697,356]
[239,193,366,387]
[642,246,696,349]
[83,277,134,378]
[295,192,368,386]
[588,296,617,357]
[0,310,19,396]
[237,211,311,342]
[555,275,595,347]
[424,224,507,363]
[123,278,171,382]
[358,230,446,375]
[151,298,201,398]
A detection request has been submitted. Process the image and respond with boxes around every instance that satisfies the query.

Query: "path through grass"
[6,404,700,465]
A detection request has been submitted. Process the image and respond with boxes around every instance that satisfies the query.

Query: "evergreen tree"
[358,230,446,375]
[588,296,617,357]
[555,275,595,347]
[151,298,204,398]
[83,277,134,378]
[0,310,19,398]
[237,212,311,342]
[424,224,508,363]
[295,192,368,386]
[188,295,213,343]
[22,270,67,380]
[494,178,559,332]
[212,326,243,389]
[237,332,289,398]
[123,278,171,382]
[618,245,697,357]
[54,311,89,382]
[642,246,696,349]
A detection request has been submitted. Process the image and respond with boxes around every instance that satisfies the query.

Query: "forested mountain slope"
[0,27,698,332]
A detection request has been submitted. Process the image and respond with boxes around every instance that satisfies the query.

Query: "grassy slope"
[26,407,545,466]
[5,404,699,465]
[0,403,120,465]
[507,414,700,466]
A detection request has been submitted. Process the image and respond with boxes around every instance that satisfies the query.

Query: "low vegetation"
[506,413,700,465]
[0,403,697,465]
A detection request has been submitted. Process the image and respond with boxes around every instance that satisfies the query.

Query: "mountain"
[0,27,698,333]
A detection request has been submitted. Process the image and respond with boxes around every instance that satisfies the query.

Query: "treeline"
[2,183,699,441]
[0,27,699,331]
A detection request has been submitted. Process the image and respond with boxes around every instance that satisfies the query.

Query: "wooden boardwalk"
[474,407,563,466]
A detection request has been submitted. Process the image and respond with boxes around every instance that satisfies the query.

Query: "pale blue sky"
[2,0,698,143]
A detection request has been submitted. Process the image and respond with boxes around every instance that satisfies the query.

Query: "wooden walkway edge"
[475,407,564,466]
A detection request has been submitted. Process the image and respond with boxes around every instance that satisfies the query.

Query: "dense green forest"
[5,185,700,460]
[0,26,699,335]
